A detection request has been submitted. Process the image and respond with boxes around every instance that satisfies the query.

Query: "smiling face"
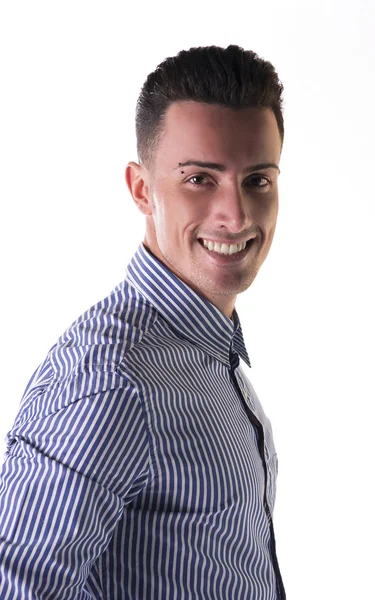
[126,101,282,319]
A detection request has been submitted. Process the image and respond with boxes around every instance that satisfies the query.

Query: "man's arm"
[0,368,150,599]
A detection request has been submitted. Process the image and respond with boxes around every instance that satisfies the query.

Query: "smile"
[198,238,254,263]
[200,239,246,255]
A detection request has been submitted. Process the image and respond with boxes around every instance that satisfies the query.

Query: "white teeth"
[201,239,247,255]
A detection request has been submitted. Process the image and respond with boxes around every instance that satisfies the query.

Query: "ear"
[125,161,153,216]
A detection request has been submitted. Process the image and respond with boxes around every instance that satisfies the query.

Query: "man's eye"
[248,175,271,188]
[187,174,210,186]
[186,174,271,188]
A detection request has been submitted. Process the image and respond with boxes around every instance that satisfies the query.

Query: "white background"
[0,1,374,598]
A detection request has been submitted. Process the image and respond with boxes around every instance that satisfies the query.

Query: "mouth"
[197,237,255,263]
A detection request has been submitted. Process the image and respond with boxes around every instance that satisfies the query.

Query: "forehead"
[156,101,281,168]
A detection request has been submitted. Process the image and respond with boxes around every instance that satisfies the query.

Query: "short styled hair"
[135,44,284,173]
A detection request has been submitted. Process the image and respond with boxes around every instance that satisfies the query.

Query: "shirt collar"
[125,243,251,368]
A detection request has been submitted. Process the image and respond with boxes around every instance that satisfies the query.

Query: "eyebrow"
[175,160,280,173]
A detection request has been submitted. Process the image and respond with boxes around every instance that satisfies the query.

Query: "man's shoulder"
[50,277,159,377]
[7,279,159,446]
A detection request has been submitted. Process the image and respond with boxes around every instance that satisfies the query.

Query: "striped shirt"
[0,242,285,599]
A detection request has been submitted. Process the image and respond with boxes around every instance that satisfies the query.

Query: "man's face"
[129,101,282,318]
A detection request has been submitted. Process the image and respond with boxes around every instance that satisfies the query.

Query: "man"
[0,44,286,598]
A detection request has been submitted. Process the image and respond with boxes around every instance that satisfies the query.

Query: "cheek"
[174,198,204,220]
[258,196,278,226]
[169,199,207,234]
[153,186,210,243]
[264,214,279,250]
[254,202,278,249]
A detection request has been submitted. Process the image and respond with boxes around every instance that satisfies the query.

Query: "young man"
[0,45,286,599]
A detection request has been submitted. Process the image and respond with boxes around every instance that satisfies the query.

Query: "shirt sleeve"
[0,356,151,599]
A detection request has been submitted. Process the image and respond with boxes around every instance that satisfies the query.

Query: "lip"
[198,236,256,246]
[198,238,254,265]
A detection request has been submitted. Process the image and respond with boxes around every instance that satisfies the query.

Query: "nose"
[213,185,251,233]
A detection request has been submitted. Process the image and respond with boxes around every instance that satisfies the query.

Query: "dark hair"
[135,44,284,173]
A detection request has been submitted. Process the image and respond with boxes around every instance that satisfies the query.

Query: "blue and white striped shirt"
[0,242,285,599]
